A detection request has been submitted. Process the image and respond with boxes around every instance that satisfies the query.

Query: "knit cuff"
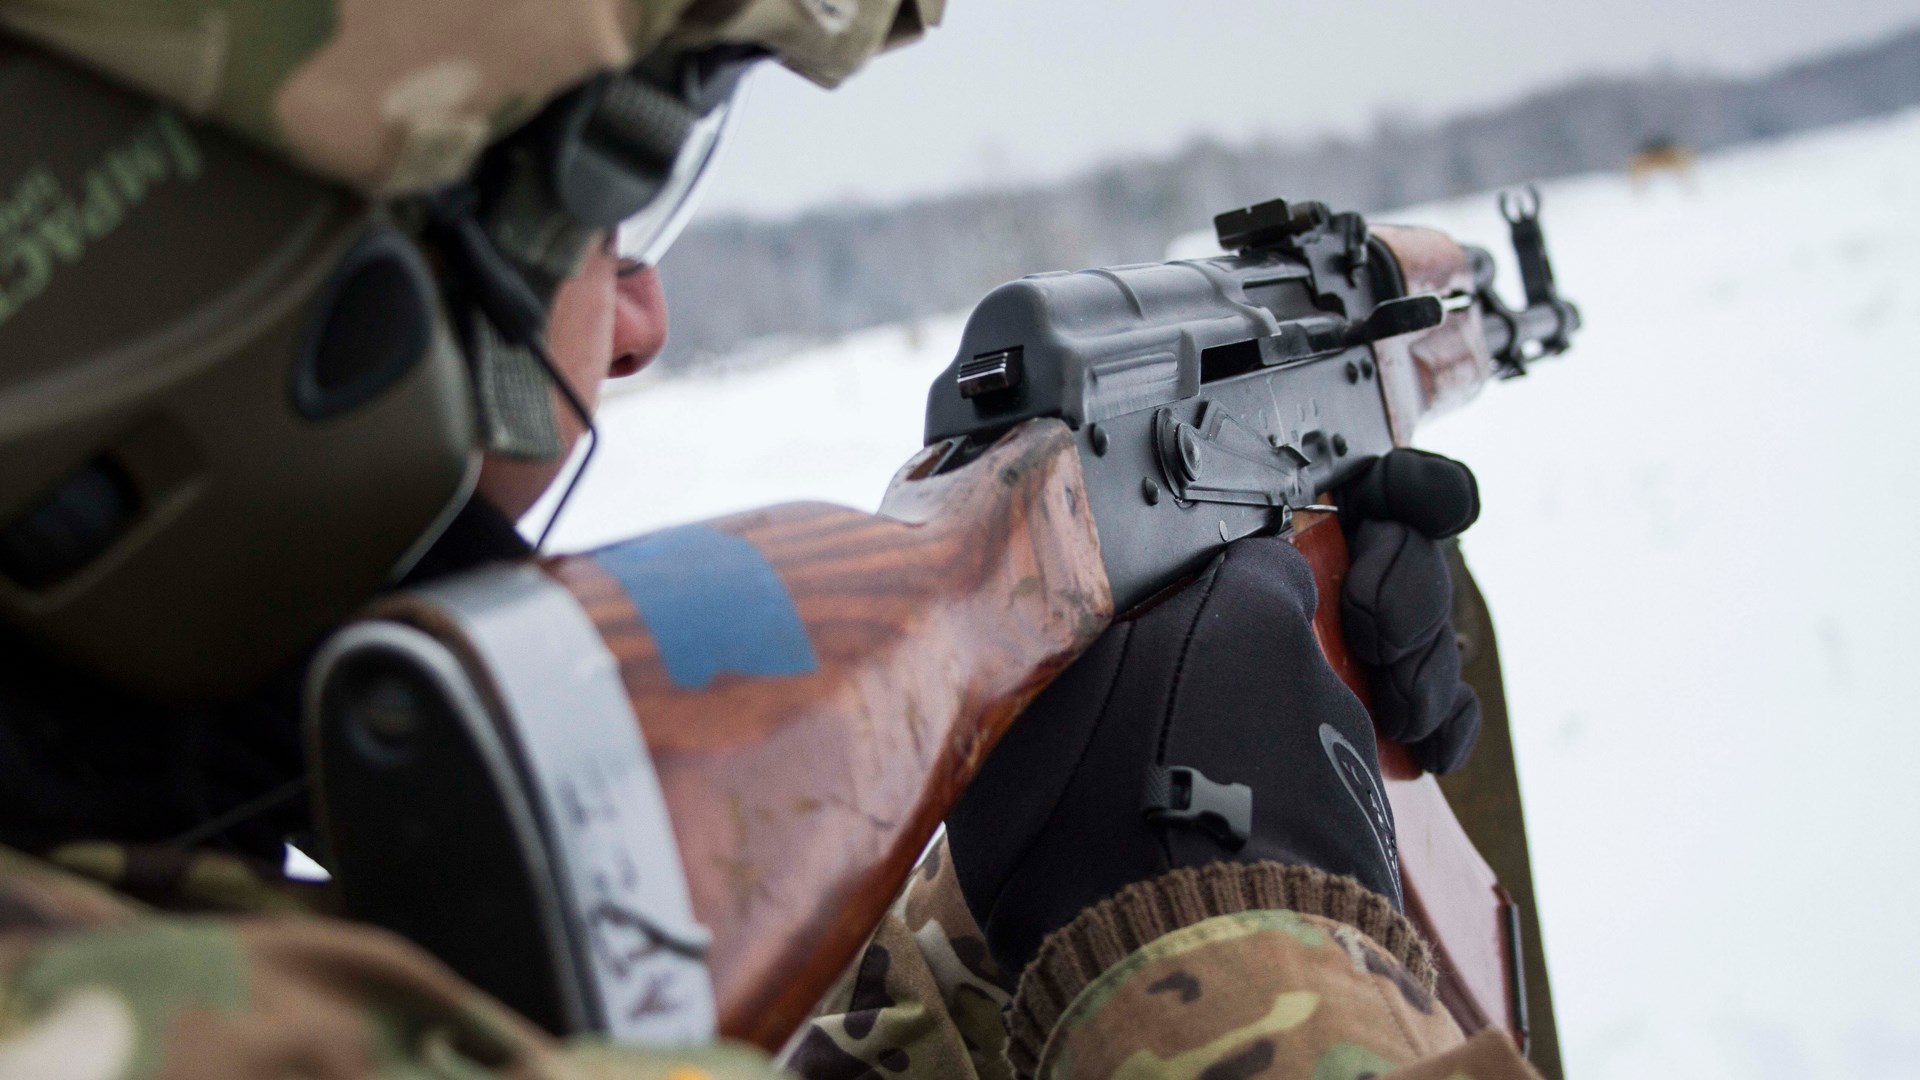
[1005,862,1433,1078]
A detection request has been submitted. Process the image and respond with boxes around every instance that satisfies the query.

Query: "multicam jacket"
[0,842,778,1080]
[0,835,1541,1080]
[789,837,1546,1080]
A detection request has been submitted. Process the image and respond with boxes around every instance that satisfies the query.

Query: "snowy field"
[544,108,1920,1078]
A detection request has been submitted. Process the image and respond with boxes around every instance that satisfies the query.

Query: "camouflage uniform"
[791,838,1544,1080]
[0,836,1539,1079]
[0,841,780,1079]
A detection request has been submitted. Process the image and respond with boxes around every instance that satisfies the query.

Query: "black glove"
[946,450,1482,979]
[1340,449,1483,775]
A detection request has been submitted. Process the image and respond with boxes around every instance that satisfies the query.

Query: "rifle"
[305,190,1578,1061]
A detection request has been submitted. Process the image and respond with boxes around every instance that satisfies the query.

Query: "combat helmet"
[0,0,943,700]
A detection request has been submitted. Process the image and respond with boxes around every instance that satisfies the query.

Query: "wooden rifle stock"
[542,420,1112,1047]
[521,225,1526,1051]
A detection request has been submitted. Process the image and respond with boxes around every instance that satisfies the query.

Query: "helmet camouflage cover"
[0,0,943,193]
[0,0,941,700]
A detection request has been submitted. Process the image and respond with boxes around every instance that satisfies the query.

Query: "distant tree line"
[654,26,1920,373]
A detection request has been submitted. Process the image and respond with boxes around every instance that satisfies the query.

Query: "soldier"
[0,4,1546,1079]
[0,2,936,1076]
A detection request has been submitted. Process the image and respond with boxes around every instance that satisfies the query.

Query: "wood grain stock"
[543,419,1112,1047]
[1370,226,1497,445]
[1292,512,1518,1043]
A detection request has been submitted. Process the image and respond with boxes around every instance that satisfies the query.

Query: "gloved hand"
[1339,448,1483,775]
[946,449,1482,980]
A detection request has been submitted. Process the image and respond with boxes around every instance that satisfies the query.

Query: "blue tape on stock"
[595,524,818,690]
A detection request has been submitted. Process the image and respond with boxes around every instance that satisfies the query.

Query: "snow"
[546,107,1920,1077]
[1397,111,1920,1078]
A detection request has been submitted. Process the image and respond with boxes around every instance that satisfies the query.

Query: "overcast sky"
[695,0,1920,218]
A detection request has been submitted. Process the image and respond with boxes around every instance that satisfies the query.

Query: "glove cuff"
[1006,861,1432,1078]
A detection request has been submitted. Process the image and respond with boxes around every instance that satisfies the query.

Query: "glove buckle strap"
[1142,765,1253,851]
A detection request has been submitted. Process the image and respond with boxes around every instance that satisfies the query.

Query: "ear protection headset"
[0,34,754,700]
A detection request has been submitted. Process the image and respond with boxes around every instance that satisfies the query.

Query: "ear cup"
[292,228,437,420]
[0,38,478,701]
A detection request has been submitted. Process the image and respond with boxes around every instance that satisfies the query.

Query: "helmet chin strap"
[425,185,600,552]
[524,342,600,553]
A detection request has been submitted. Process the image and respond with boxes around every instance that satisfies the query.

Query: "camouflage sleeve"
[783,836,1014,1080]
[1032,909,1513,1080]
[0,845,785,1080]
[791,840,1543,1080]
[0,0,942,194]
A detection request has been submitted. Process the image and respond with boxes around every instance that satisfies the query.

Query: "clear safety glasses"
[611,59,756,268]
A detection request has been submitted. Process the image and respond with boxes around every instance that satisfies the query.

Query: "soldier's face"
[473,239,670,521]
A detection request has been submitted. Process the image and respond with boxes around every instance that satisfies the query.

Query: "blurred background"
[543,4,1920,1076]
